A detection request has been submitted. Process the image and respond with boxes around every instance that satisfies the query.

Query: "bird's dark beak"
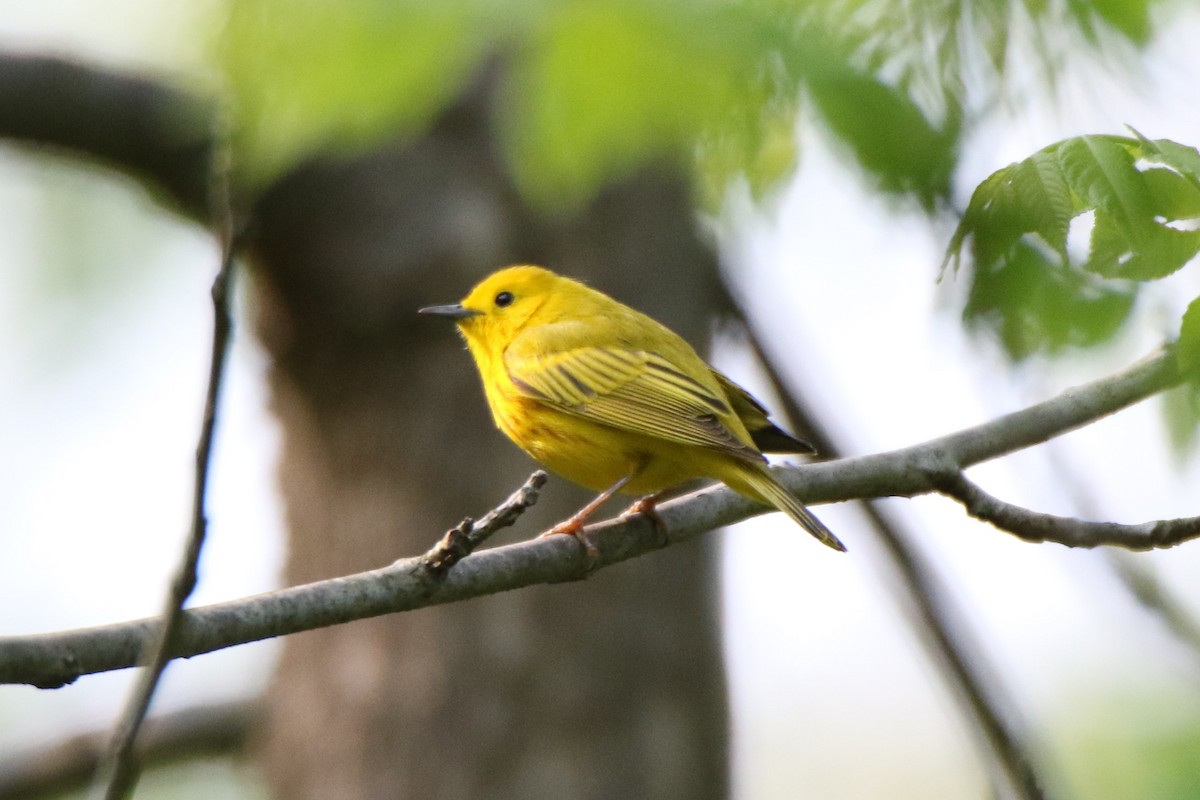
[418,303,480,320]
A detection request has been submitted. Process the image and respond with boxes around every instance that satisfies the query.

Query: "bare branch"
[794,346,1182,504]
[931,470,1200,550]
[0,54,214,220]
[88,114,237,800]
[0,346,1184,690]
[421,471,548,574]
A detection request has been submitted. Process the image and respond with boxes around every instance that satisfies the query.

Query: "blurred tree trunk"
[245,78,730,799]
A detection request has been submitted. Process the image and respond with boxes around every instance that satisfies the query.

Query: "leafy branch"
[0,344,1185,691]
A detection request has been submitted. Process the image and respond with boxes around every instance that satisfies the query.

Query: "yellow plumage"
[420,265,844,552]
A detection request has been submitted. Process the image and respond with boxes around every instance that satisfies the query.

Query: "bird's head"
[419,265,564,353]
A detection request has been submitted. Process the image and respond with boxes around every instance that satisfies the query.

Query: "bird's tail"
[731,463,846,552]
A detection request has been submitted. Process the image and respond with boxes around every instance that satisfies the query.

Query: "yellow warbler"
[420,265,844,554]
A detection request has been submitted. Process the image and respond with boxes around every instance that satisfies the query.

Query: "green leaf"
[1141,167,1200,219]
[1178,295,1200,379]
[1014,150,1076,256]
[942,148,1074,276]
[1161,382,1200,462]
[944,169,1011,275]
[1167,293,1200,457]
[963,240,1135,360]
[1087,209,1129,276]
[807,68,955,205]
[220,0,500,183]
[947,132,1200,357]
[503,1,762,206]
[1056,135,1151,247]
[1130,130,1200,185]
[1088,208,1200,282]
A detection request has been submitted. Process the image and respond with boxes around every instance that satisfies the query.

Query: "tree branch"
[0,346,1184,690]
[800,346,1182,503]
[931,470,1200,550]
[0,54,214,221]
[88,116,237,800]
[421,471,548,574]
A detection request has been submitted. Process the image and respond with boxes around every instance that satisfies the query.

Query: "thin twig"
[1042,444,1200,670]
[735,316,1050,800]
[88,108,237,800]
[931,470,1200,550]
[421,471,548,574]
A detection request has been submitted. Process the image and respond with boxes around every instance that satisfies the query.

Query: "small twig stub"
[421,471,548,574]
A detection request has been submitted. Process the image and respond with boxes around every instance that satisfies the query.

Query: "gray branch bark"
[934,470,1200,549]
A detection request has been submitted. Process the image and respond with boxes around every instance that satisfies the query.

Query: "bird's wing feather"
[709,369,816,455]
[507,346,762,460]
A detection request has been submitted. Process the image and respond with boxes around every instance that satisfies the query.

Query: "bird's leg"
[542,469,639,562]
[620,491,670,546]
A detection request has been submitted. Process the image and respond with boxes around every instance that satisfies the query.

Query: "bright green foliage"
[806,66,957,207]
[961,241,1136,359]
[219,0,503,183]
[945,133,1200,359]
[215,0,1158,209]
[810,0,1159,138]
[695,55,800,208]
[501,1,792,207]
[217,0,837,205]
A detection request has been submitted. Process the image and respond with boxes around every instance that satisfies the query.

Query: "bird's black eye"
[494,291,514,308]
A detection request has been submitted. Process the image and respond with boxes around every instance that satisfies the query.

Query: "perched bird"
[420,265,844,554]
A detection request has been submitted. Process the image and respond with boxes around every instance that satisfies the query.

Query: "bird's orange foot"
[540,519,600,564]
[621,494,669,546]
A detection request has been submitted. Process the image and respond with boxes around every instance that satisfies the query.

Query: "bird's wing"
[506,345,763,460]
[709,369,816,455]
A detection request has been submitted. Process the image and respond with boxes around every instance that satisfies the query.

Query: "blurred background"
[2,1,1200,798]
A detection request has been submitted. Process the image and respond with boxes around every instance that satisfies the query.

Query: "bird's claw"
[621,496,669,547]
[540,522,600,566]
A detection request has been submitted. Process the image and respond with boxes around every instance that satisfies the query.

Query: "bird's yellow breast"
[486,373,635,491]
